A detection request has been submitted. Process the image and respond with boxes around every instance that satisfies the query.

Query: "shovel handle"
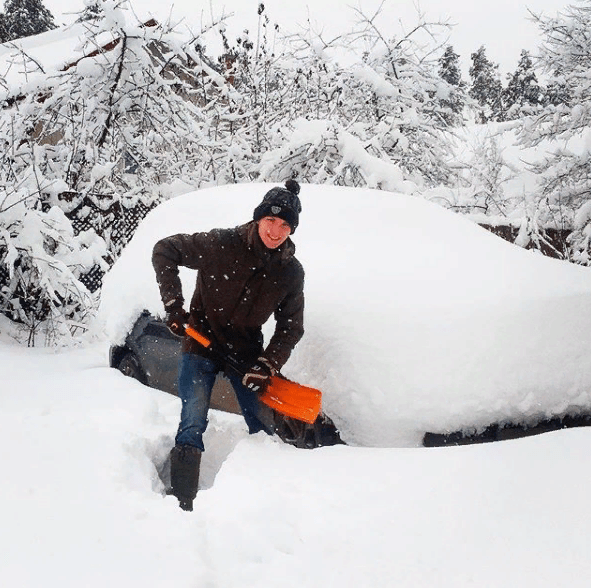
[184,325,212,349]
[184,324,245,377]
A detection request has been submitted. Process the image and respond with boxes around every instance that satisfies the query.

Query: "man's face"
[258,216,292,249]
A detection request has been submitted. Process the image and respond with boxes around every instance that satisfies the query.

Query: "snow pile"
[98,183,591,446]
[2,338,591,587]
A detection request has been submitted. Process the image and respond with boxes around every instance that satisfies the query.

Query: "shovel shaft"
[184,324,246,378]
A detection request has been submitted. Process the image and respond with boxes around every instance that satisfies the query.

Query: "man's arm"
[151,232,210,310]
[263,270,305,371]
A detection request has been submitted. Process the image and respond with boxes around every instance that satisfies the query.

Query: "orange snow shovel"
[185,325,322,424]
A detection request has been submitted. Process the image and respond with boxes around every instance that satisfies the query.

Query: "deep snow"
[3,181,591,585]
[2,339,591,587]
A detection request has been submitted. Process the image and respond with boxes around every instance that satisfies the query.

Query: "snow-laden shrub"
[278,9,458,188]
[516,1,591,263]
[258,118,417,193]
[0,184,107,345]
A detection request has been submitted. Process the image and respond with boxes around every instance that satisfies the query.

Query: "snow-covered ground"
[2,339,591,587]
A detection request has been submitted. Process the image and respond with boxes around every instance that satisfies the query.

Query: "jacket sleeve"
[151,232,210,310]
[263,267,305,371]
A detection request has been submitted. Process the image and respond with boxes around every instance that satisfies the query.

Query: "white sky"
[45,0,571,76]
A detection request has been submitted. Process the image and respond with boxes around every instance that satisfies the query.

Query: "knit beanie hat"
[253,180,302,233]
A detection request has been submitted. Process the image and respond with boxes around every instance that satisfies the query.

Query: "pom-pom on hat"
[253,179,302,233]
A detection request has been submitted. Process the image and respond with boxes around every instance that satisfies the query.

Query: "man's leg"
[175,352,218,451]
[170,352,218,511]
[225,370,275,436]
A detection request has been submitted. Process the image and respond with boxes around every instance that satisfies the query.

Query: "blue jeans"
[175,352,274,451]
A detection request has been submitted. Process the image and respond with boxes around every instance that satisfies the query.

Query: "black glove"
[242,357,276,394]
[166,306,189,336]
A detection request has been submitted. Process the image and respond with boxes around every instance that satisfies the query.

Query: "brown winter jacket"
[152,221,305,371]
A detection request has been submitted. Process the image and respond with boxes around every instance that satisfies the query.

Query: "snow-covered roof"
[0,22,92,89]
[0,1,193,92]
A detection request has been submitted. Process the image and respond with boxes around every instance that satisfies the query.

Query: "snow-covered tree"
[438,45,466,124]
[3,0,56,40]
[205,3,287,180]
[77,0,103,22]
[0,173,107,345]
[0,2,234,341]
[259,6,459,189]
[464,133,518,215]
[503,50,541,120]
[542,66,570,107]
[516,1,591,263]
[0,12,8,42]
[469,46,503,122]
[439,45,462,87]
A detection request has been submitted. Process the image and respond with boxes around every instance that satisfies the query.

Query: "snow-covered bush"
[256,6,458,189]
[258,118,415,193]
[0,180,107,345]
[516,1,591,263]
[463,132,519,215]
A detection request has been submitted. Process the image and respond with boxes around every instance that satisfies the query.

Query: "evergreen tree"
[3,0,57,40]
[0,13,8,43]
[438,45,466,124]
[469,46,503,122]
[503,50,541,119]
[439,45,462,86]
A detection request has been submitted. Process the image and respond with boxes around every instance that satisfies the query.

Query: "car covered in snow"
[100,183,591,447]
[109,309,343,448]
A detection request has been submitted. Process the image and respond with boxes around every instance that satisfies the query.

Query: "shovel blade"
[260,376,322,424]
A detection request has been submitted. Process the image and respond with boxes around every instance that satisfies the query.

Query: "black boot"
[169,444,201,511]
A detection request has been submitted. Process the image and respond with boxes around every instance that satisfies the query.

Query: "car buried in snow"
[109,309,344,449]
[103,183,591,448]
[109,309,591,448]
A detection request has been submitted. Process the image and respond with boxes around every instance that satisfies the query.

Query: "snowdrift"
[98,183,591,446]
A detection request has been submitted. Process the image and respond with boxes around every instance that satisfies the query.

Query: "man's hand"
[166,306,189,336]
[242,357,276,394]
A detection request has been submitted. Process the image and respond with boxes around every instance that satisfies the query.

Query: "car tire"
[117,351,147,385]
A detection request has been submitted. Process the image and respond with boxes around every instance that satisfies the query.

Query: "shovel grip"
[184,325,212,349]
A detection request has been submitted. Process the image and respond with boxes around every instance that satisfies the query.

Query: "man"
[152,180,304,511]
